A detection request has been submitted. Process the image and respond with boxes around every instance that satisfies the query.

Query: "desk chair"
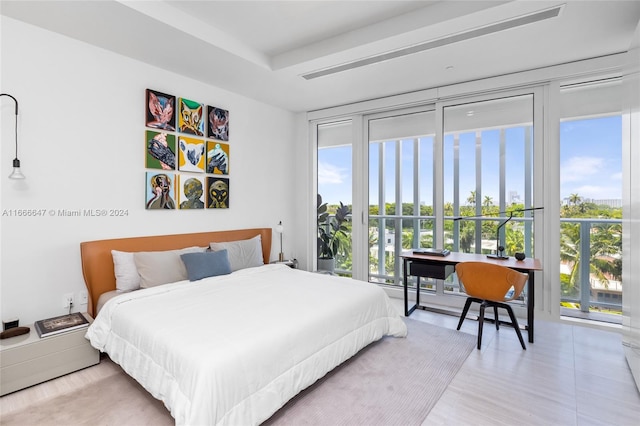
[455,262,529,350]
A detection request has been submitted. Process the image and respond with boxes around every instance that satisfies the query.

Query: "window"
[558,78,623,321]
[317,120,353,276]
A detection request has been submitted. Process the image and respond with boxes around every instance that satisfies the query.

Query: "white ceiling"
[2,0,639,112]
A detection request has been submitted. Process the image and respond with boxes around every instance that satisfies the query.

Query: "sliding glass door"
[443,95,535,254]
[441,94,535,300]
[363,93,537,308]
[367,109,435,286]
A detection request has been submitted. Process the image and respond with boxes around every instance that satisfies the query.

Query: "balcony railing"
[559,218,622,316]
[323,213,623,320]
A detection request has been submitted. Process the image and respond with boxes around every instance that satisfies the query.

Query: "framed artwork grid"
[145,89,230,210]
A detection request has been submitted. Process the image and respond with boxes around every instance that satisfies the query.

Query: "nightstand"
[0,313,100,396]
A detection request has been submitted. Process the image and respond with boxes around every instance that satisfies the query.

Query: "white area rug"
[1,319,475,426]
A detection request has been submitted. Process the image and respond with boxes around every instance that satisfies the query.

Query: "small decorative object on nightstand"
[0,326,29,339]
[3,318,20,330]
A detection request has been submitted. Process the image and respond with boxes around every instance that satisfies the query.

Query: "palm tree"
[402,229,414,249]
[591,223,623,283]
[466,191,476,206]
[368,228,379,272]
[483,195,493,207]
[560,223,581,297]
[505,227,524,254]
[564,193,586,215]
[560,221,622,298]
[459,222,475,253]
[335,219,353,270]
[444,202,454,217]
[569,193,582,206]
[420,233,433,248]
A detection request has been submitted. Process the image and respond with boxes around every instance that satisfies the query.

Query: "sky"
[318,115,622,207]
[559,115,622,201]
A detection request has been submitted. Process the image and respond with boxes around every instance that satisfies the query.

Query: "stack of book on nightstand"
[34,312,89,338]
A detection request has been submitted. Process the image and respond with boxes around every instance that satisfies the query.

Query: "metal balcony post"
[579,221,591,313]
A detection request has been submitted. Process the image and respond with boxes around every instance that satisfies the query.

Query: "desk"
[401,251,542,343]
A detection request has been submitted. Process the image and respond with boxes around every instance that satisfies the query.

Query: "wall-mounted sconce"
[1,93,25,179]
[275,221,285,262]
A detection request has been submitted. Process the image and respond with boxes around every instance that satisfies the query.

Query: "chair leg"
[477,303,486,350]
[494,305,499,330]
[504,305,526,350]
[457,298,474,330]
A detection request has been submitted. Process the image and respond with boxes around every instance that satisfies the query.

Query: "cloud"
[572,184,621,200]
[561,156,604,183]
[318,162,346,185]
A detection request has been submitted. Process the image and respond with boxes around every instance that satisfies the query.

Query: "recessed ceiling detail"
[301,5,564,80]
[3,1,638,112]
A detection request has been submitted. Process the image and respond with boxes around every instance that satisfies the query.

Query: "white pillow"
[209,235,264,272]
[111,250,140,292]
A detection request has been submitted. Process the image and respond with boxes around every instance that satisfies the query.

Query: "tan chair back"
[455,261,528,302]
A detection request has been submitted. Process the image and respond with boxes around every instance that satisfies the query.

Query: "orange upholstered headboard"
[80,228,272,317]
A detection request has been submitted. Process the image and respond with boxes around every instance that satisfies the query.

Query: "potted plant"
[317,194,351,273]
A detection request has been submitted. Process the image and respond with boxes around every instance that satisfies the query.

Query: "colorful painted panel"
[178,175,205,209]
[207,177,229,209]
[144,90,231,210]
[146,131,176,170]
[178,98,204,136]
[145,89,176,131]
[178,136,205,173]
[206,141,229,175]
[145,172,176,209]
[207,105,229,141]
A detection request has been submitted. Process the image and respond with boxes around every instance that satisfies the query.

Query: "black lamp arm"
[0,93,19,115]
[454,207,543,259]
[495,212,514,254]
[453,206,543,221]
[0,93,19,160]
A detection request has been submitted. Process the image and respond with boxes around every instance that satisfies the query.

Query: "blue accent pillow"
[180,249,231,281]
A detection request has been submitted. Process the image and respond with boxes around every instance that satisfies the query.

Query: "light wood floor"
[2,300,639,425]
[392,299,640,426]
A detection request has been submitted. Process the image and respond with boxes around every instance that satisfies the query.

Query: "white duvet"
[86,264,407,426]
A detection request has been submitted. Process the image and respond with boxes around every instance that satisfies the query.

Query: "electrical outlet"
[78,291,88,305]
[63,292,74,309]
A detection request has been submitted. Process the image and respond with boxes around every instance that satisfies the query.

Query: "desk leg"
[403,259,417,316]
[403,259,409,315]
[527,271,535,343]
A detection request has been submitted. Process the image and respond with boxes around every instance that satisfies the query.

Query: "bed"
[81,228,407,425]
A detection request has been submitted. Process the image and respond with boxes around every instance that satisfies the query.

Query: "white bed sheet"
[86,264,407,425]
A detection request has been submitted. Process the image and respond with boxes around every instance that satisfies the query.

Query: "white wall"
[0,17,297,325]
[292,113,314,270]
